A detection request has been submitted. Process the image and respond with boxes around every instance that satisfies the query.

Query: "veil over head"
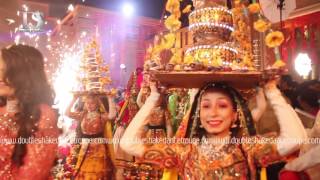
[178,82,257,139]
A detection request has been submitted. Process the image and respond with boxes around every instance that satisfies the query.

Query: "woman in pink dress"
[0,44,59,179]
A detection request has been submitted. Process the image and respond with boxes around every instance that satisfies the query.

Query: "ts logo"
[19,11,44,32]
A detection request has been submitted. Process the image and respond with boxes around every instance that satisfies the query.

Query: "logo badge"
[19,11,44,32]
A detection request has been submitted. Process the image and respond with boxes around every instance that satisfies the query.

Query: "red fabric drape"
[282,12,320,64]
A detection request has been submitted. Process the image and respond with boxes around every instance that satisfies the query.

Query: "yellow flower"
[109,88,117,96]
[166,0,180,13]
[161,33,176,49]
[248,3,261,14]
[165,15,181,32]
[99,65,109,72]
[254,19,271,33]
[182,5,192,14]
[265,31,285,48]
[174,64,181,70]
[242,54,253,67]
[234,0,241,5]
[145,45,153,60]
[99,77,112,84]
[211,57,222,67]
[172,9,181,18]
[231,60,240,69]
[184,54,194,64]
[272,59,286,68]
[152,44,162,55]
[169,49,182,64]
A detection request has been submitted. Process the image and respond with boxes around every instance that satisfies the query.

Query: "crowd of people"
[0,44,319,180]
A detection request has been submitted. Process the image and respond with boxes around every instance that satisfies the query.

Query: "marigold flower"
[161,33,176,49]
[265,31,284,48]
[272,59,286,68]
[165,15,181,32]
[109,88,117,96]
[166,0,180,13]
[182,5,192,14]
[254,19,271,33]
[99,77,112,84]
[248,3,261,14]
[184,54,194,65]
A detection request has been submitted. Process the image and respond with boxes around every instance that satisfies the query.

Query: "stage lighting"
[122,2,134,17]
[295,53,312,78]
[120,64,126,69]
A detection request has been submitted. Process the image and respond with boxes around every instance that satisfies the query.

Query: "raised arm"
[65,94,82,120]
[120,82,160,157]
[107,95,116,120]
[251,87,267,122]
[165,110,174,138]
[285,144,320,171]
[264,80,307,156]
[284,111,320,171]
[136,87,144,108]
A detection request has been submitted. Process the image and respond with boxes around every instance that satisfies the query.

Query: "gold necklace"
[199,136,231,161]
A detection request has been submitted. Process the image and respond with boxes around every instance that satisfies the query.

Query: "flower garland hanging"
[247,0,286,68]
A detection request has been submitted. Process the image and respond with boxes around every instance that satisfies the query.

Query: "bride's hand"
[264,77,279,90]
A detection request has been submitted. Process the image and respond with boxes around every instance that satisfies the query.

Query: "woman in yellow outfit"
[66,94,116,180]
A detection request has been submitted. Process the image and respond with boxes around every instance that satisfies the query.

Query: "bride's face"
[199,90,237,137]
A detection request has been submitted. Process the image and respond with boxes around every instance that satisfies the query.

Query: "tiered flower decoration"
[145,0,187,70]
[146,0,286,73]
[79,39,112,93]
[185,0,241,71]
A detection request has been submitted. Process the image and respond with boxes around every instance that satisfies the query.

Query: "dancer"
[0,44,59,179]
[120,79,306,179]
[65,93,116,179]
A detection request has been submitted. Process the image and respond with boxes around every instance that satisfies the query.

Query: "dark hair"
[186,83,255,139]
[1,44,55,166]
[280,75,298,89]
[100,96,109,112]
[299,88,320,108]
[296,80,320,109]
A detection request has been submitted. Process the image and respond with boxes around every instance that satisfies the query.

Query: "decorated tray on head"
[72,39,115,96]
[144,0,286,89]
